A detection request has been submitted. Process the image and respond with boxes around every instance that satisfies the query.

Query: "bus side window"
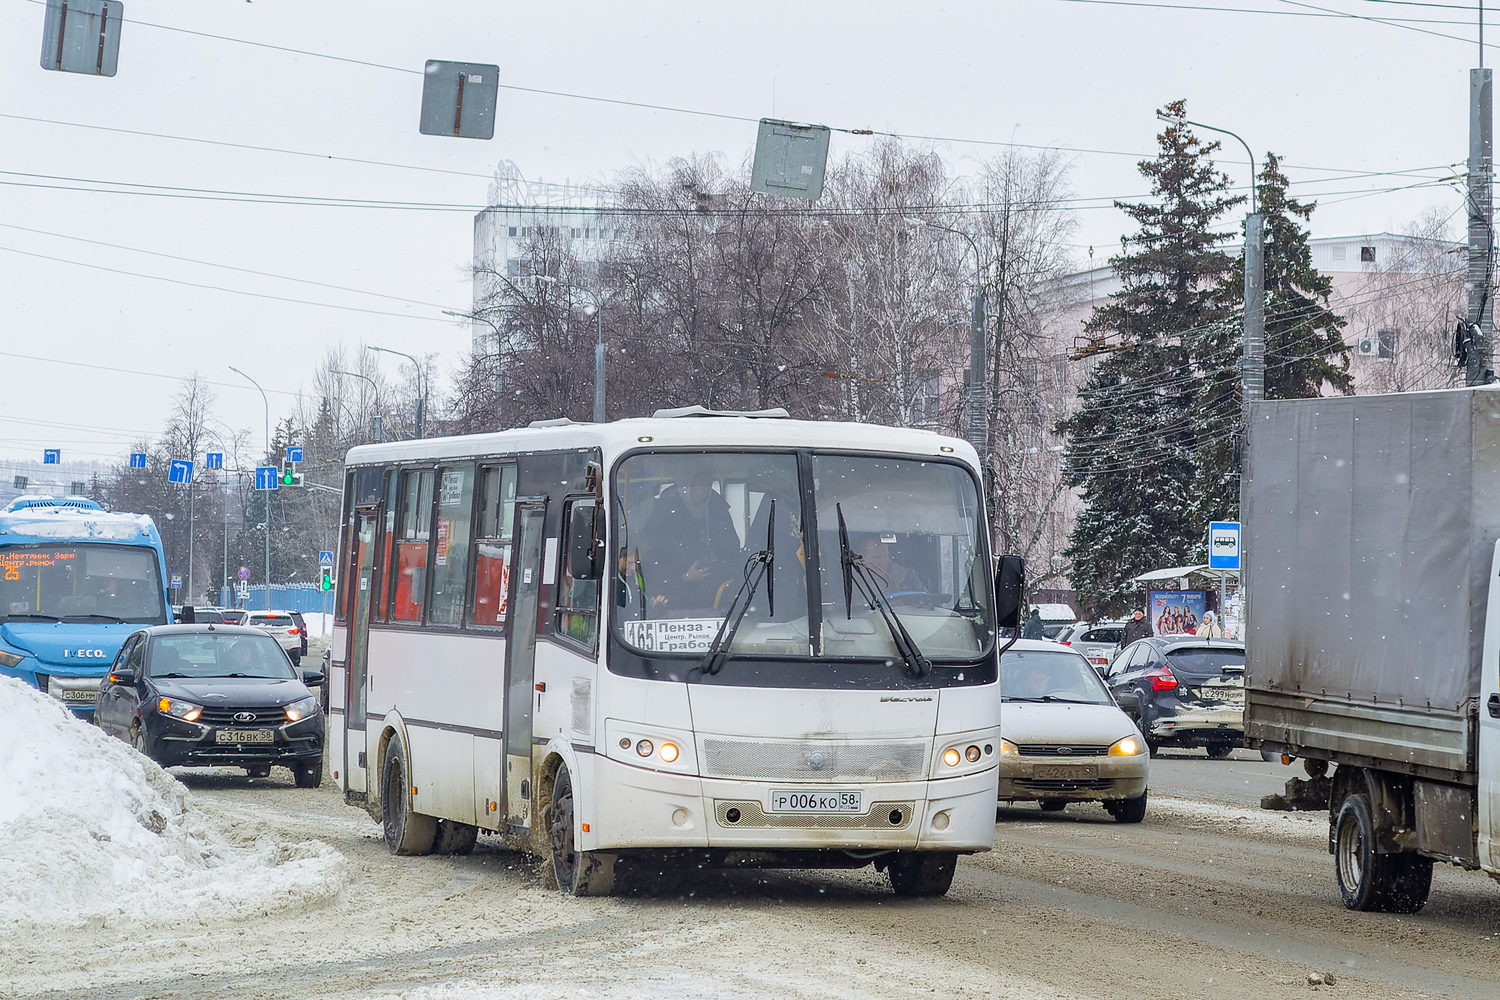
[428,466,474,627]
[335,470,355,624]
[556,498,600,647]
[373,470,397,623]
[469,466,516,629]
[392,469,434,624]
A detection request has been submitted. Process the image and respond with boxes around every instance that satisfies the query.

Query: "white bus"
[329,408,1021,896]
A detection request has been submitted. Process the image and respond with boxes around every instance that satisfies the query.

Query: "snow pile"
[0,676,345,929]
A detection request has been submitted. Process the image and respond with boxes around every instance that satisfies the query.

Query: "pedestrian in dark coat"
[1021,608,1046,639]
[1121,608,1152,644]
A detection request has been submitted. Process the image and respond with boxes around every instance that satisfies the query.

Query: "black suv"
[1103,636,1245,758]
[94,624,326,785]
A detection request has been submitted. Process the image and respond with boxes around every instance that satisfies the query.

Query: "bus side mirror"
[995,555,1025,629]
[568,505,602,580]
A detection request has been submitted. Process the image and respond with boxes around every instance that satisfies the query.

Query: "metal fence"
[219,582,333,614]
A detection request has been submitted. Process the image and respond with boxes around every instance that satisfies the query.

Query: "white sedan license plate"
[768,790,863,814]
[215,729,274,744]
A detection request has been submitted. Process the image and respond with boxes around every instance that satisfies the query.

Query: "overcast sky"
[0,0,1488,467]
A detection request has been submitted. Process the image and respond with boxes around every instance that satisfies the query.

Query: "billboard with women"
[1149,590,1207,636]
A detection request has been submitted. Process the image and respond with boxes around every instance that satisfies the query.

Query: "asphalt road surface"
[5,757,1499,1000]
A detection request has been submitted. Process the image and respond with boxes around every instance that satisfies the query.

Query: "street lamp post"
[332,369,382,443]
[229,366,273,611]
[367,346,425,439]
[1157,112,1264,409]
[576,289,606,422]
[906,217,987,457]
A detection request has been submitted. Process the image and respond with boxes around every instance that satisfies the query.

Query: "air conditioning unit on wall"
[1356,336,1381,357]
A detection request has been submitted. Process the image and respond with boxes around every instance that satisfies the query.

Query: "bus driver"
[640,470,740,612]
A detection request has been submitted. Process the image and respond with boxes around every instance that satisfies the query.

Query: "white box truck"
[1244,386,1500,912]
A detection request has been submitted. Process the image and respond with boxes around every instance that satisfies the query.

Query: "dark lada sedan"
[94,624,325,786]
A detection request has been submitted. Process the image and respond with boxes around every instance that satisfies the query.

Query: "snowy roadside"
[0,676,346,930]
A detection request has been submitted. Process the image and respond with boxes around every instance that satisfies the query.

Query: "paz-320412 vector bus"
[329,409,1021,896]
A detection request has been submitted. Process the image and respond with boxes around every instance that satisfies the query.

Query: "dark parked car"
[1103,636,1245,758]
[94,624,325,786]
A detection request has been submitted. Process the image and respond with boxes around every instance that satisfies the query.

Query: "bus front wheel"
[548,763,616,896]
[382,738,436,856]
[885,851,957,897]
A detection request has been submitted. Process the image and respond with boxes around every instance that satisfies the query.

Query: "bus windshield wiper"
[837,504,931,679]
[697,500,775,678]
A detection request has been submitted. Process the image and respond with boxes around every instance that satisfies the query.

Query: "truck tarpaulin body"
[1244,387,1500,779]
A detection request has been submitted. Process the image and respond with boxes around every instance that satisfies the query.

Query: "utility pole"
[1468,65,1494,386]
[1243,213,1265,406]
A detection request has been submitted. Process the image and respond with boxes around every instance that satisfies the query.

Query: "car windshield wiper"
[157,672,192,678]
[697,499,776,678]
[837,504,931,679]
[62,614,126,623]
[3,613,60,622]
[1005,695,1102,704]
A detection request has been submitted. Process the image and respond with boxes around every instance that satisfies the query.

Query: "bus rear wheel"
[548,764,615,896]
[382,738,436,856]
[885,851,957,897]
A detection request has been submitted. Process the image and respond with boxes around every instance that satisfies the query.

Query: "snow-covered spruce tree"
[1192,152,1353,528]
[1059,101,1242,618]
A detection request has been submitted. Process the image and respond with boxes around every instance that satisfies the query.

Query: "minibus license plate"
[216,729,273,744]
[768,790,862,814]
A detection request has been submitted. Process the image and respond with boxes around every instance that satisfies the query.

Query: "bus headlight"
[1109,736,1144,756]
[658,742,680,763]
[635,739,654,757]
[157,697,202,722]
[942,747,961,767]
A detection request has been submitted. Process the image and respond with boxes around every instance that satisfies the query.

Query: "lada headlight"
[157,697,202,722]
[284,696,318,722]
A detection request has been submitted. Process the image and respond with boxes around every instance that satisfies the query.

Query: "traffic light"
[319,566,334,592]
[279,466,304,487]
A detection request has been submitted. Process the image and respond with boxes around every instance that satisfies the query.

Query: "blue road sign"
[170,574,182,589]
[287,446,303,463]
[168,460,194,485]
[318,550,335,566]
[129,453,147,469]
[1208,521,1241,571]
[254,466,279,491]
[205,452,223,470]
[43,449,60,464]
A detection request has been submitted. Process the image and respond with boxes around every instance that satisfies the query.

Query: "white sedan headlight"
[1108,735,1144,756]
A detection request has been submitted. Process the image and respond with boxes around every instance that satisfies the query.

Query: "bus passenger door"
[503,501,548,838]
[344,510,378,794]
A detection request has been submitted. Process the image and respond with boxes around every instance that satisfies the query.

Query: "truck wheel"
[547,764,615,895]
[1334,793,1397,911]
[1110,789,1148,824]
[1205,743,1234,760]
[433,819,478,856]
[886,852,958,896]
[382,739,436,856]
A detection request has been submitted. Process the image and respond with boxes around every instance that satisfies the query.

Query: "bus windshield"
[612,451,992,662]
[0,543,167,625]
